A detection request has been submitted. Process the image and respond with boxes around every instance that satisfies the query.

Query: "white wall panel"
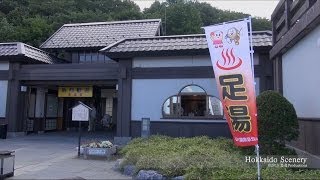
[133,56,212,67]
[131,78,219,121]
[282,25,320,118]
[35,88,46,118]
[133,54,259,68]
[0,80,8,117]
[0,62,9,70]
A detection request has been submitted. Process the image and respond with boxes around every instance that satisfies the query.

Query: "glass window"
[253,54,259,65]
[181,94,206,117]
[208,96,223,116]
[85,52,91,63]
[255,78,260,96]
[98,53,105,63]
[105,55,111,62]
[180,85,206,94]
[79,52,85,63]
[162,85,223,119]
[78,52,112,64]
[91,52,98,63]
[163,96,181,117]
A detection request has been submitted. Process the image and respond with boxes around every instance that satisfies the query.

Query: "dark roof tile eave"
[102,31,272,54]
[0,42,63,64]
[40,19,162,49]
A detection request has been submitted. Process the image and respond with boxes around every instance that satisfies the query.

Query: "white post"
[248,16,261,180]
[255,144,261,180]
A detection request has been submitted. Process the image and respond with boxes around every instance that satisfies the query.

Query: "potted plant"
[80,140,117,159]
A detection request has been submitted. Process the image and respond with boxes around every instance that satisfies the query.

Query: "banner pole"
[248,16,260,180]
[255,144,261,180]
[78,121,82,157]
[248,16,255,80]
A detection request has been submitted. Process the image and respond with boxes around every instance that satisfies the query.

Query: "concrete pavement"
[0,131,130,179]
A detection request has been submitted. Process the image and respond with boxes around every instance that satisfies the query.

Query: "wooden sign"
[58,86,93,97]
[72,102,92,121]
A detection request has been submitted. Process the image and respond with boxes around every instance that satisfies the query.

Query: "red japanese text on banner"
[204,19,258,147]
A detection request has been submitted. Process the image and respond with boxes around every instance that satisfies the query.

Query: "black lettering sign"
[227,105,251,132]
[219,74,247,100]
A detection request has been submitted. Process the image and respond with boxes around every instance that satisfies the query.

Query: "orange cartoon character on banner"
[225,27,241,45]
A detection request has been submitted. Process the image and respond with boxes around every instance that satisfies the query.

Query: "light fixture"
[20,86,27,92]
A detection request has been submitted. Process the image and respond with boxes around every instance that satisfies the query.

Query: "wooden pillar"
[273,56,283,94]
[6,63,22,132]
[284,0,293,31]
[259,53,274,92]
[116,59,132,137]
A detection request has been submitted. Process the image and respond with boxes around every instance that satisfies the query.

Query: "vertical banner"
[204,19,258,147]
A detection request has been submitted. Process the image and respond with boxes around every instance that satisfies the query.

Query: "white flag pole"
[248,16,261,180]
[255,144,261,180]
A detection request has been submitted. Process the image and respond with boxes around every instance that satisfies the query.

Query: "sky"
[133,0,280,19]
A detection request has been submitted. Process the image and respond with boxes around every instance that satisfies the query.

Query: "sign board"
[88,148,107,156]
[72,102,92,121]
[141,118,150,138]
[58,86,93,97]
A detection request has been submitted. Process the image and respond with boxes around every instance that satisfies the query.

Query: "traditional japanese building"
[0,19,273,143]
[271,0,320,155]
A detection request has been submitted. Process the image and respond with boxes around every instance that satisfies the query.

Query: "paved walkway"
[0,132,130,179]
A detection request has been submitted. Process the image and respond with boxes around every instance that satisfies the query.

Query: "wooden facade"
[1,51,273,139]
[0,21,273,140]
[271,0,320,155]
[271,0,319,59]
[115,52,272,139]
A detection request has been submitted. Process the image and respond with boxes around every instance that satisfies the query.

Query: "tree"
[0,18,15,42]
[0,0,143,46]
[256,90,299,154]
[144,0,271,35]
[0,0,272,47]
[165,1,202,35]
[143,1,203,35]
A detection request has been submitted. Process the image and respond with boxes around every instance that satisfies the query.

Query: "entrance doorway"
[25,86,117,134]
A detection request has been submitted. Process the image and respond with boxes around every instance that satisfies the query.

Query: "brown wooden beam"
[290,0,310,26]
[116,59,132,137]
[271,0,286,19]
[17,63,119,81]
[0,70,9,80]
[271,0,320,59]
[132,66,263,79]
[20,80,117,86]
[6,63,22,132]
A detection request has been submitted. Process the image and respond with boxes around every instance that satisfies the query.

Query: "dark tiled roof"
[101,31,272,55]
[0,42,63,64]
[40,19,161,49]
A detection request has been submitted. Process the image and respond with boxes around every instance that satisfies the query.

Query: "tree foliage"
[0,0,271,47]
[256,90,299,155]
[0,0,142,46]
[143,0,271,35]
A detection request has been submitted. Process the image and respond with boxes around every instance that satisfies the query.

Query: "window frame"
[162,84,224,120]
[78,51,112,64]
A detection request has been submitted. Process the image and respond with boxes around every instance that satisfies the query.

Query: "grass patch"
[120,135,320,179]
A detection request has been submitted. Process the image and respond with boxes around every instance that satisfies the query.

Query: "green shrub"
[120,135,320,179]
[185,166,320,179]
[257,90,299,155]
[120,136,251,177]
